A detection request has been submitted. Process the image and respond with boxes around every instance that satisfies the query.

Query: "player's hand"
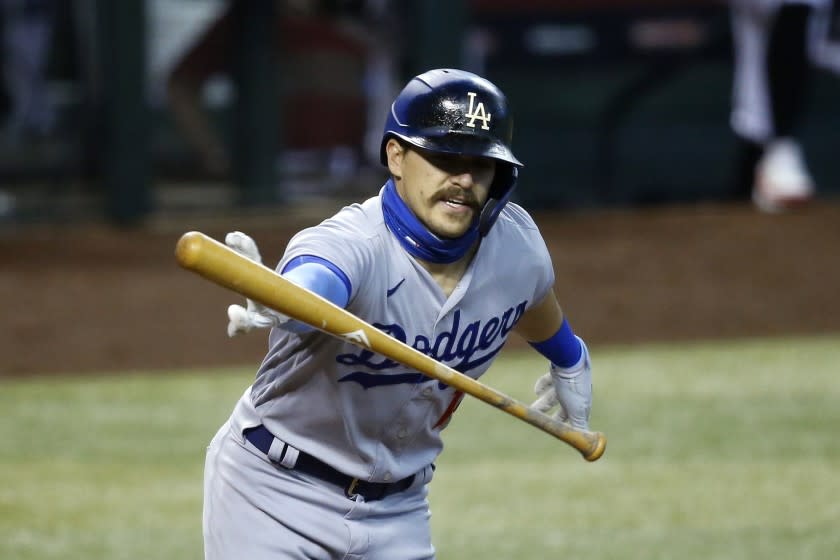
[225,231,263,264]
[226,303,289,337]
[224,231,290,337]
[531,337,592,430]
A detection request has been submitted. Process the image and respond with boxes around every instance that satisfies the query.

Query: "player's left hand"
[224,231,290,337]
[531,337,592,430]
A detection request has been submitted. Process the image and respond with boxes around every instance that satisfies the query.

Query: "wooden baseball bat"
[175,231,606,461]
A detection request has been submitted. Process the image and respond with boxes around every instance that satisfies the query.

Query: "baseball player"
[202,68,593,559]
[729,0,835,211]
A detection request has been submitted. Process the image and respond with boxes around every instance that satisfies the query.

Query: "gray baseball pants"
[203,419,436,559]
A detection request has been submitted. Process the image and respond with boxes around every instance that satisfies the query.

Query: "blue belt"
[243,425,415,501]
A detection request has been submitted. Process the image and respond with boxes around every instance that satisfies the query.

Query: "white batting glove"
[224,231,290,337]
[531,337,592,430]
[225,230,263,263]
[226,303,290,337]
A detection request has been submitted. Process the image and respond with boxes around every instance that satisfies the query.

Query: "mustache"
[438,188,479,208]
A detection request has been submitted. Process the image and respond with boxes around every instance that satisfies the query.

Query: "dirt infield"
[2,200,839,376]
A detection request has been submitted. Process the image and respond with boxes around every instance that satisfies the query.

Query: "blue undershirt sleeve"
[279,256,351,333]
[528,317,583,369]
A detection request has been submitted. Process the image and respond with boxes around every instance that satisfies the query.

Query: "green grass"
[0,369,247,560]
[2,336,839,559]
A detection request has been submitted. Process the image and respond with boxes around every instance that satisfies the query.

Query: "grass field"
[2,335,839,559]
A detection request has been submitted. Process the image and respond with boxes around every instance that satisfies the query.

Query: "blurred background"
[2,3,840,558]
[0,0,838,227]
[2,0,840,377]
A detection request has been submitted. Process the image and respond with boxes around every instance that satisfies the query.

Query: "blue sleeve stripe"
[528,318,582,369]
[281,255,351,308]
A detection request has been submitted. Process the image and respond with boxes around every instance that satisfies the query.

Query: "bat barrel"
[175,231,205,268]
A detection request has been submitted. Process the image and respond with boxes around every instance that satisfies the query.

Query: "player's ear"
[385,138,405,179]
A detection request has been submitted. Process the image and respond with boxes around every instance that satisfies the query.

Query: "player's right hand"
[226,303,290,337]
[223,231,290,337]
[225,231,263,264]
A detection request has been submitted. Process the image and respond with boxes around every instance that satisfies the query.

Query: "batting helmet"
[380,68,523,236]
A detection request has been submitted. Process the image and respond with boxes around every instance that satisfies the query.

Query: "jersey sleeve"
[498,202,556,306]
[277,203,377,302]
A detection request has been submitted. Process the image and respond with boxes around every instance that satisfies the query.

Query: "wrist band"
[529,317,582,368]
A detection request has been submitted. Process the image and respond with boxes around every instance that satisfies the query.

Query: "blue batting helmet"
[380,68,523,236]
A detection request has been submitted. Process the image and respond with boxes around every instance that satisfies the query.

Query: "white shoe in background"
[752,139,815,213]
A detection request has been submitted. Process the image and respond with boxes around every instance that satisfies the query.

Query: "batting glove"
[531,337,592,430]
[224,231,290,337]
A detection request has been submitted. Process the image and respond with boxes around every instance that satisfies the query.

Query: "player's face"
[387,140,496,239]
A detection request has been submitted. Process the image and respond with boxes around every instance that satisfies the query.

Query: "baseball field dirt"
[2,199,839,376]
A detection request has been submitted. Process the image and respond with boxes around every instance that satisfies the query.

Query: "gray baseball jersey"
[244,185,555,482]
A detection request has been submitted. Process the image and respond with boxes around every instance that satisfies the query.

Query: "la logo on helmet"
[465,92,491,130]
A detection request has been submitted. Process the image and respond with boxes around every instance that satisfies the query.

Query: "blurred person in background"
[729,0,836,212]
[164,0,398,195]
[1,0,57,144]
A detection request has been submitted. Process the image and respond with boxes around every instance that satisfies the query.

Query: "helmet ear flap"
[478,166,518,236]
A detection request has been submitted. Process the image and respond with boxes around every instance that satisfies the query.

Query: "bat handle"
[581,431,607,462]
[531,407,607,461]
